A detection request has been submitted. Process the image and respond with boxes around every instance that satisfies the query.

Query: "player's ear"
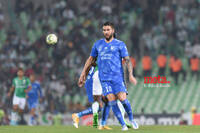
[112,28,115,33]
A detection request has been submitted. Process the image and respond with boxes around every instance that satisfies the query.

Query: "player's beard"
[105,34,113,42]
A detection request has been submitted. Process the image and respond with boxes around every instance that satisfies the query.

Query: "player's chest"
[15,79,26,86]
[31,85,38,92]
[98,44,119,56]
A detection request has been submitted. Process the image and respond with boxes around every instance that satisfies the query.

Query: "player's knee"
[19,109,24,113]
[102,96,108,103]
[31,109,35,114]
[93,95,101,101]
[13,105,18,111]
[117,92,127,101]
[106,94,116,101]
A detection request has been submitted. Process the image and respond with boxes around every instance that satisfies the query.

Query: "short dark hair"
[102,21,115,29]
[18,68,24,72]
[102,21,116,38]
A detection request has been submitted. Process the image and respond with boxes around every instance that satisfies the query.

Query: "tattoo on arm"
[123,62,128,87]
[124,56,133,76]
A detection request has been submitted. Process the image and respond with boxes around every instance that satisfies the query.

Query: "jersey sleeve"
[119,42,129,58]
[90,42,98,57]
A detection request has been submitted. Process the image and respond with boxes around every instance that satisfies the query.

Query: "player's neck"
[18,76,23,80]
[105,37,114,43]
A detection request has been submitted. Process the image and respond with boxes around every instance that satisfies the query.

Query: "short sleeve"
[90,42,98,57]
[120,42,129,58]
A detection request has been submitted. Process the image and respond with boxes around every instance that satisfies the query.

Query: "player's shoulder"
[23,76,30,80]
[34,81,40,86]
[94,39,104,45]
[114,39,126,45]
[13,77,18,81]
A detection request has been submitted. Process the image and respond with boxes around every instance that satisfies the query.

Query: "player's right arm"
[78,41,98,87]
[7,78,16,97]
[78,56,96,87]
[7,86,15,97]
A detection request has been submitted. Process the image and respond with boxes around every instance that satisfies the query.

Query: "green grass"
[0,126,200,133]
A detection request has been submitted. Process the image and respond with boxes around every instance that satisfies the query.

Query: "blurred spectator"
[169,55,175,77]
[130,56,137,77]
[157,52,167,76]
[185,41,193,64]
[192,42,200,58]
[142,53,152,76]
[172,56,186,85]
[190,55,199,79]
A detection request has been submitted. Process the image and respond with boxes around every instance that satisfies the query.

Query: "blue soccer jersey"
[90,38,129,82]
[85,66,95,103]
[27,82,43,109]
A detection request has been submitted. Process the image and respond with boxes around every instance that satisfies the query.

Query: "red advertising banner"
[192,114,200,125]
[81,114,93,126]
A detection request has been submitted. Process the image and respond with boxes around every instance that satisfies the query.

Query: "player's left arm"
[38,84,44,102]
[38,84,43,98]
[25,78,32,93]
[78,56,96,87]
[120,42,137,85]
[25,85,32,93]
[124,56,137,85]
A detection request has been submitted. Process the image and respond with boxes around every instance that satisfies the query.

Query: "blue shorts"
[101,80,127,96]
[27,100,38,110]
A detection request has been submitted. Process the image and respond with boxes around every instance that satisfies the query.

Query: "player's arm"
[25,85,32,93]
[7,86,15,97]
[124,56,137,85]
[78,56,96,87]
[38,84,44,102]
[25,78,32,93]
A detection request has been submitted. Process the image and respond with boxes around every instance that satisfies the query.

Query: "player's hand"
[7,92,11,97]
[24,89,29,93]
[39,98,43,103]
[78,73,86,87]
[129,74,137,85]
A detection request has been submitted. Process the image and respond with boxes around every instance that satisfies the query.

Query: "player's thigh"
[92,71,102,96]
[113,81,127,100]
[106,93,117,101]
[101,81,114,97]
[12,95,20,110]
[117,92,127,101]
[18,98,26,110]
[93,95,101,101]
[28,101,38,112]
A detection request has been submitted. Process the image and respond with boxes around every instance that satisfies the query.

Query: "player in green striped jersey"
[8,68,32,125]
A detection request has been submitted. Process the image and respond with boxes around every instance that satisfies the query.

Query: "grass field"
[0,126,200,133]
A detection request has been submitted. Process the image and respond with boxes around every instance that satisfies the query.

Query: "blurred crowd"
[0,0,199,120]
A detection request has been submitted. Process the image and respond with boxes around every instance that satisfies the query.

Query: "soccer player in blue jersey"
[78,22,138,131]
[27,74,43,125]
